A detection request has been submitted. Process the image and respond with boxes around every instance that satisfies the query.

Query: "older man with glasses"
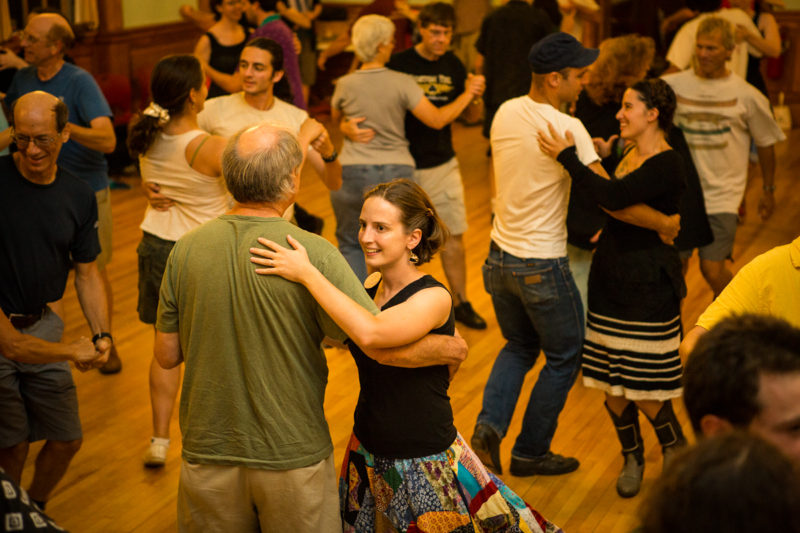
[0,91,111,512]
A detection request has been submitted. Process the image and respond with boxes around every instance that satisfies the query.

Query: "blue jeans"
[477,244,584,459]
[331,164,414,281]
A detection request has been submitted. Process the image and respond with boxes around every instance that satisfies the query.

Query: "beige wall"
[122,0,197,28]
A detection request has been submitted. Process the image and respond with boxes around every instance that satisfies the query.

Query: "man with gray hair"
[153,123,467,531]
[663,17,784,297]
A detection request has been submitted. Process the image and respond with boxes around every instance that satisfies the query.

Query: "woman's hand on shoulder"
[250,234,317,284]
[538,122,575,159]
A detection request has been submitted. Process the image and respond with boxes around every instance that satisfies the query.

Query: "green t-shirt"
[157,215,378,470]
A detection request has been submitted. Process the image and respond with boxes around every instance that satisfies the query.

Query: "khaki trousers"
[177,453,341,533]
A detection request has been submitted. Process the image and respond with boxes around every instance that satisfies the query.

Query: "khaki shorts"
[178,453,340,532]
[412,158,468,236]
[95,187,113,269]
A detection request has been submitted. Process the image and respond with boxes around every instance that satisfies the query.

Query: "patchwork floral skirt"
[339,432,562,533]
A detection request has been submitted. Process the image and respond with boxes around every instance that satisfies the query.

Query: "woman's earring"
[409,251,419,264]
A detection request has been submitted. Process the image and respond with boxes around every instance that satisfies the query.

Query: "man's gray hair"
[696,16,736,51]
[222,125,303,204]
[352,14,395,63]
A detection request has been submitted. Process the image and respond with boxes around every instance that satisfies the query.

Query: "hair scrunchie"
[143,102,170,125]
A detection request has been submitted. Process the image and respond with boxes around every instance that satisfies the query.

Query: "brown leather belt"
[9,309,45,330]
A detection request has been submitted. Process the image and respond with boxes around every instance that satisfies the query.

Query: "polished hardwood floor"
[25,123,799,532]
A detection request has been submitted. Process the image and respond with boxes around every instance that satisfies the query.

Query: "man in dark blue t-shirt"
[1,13,122,374]
[345,2,488,330]
[0,91,112,511]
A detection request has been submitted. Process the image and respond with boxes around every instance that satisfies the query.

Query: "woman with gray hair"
[330,14,484,281]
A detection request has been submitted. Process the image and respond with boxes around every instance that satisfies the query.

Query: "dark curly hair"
[363,179,450,265]
[630,78,676,133]
[127,55,204,156]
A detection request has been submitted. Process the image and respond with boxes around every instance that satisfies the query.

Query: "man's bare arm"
[0,312,98,365]
[68,116,116,154]
[362,333,468,368]
[154,330,183,369]
[679,325,708,360]
[73,261,112,362]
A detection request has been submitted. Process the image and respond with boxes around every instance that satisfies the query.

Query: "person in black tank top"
[194,0,250,98]
[251,179,562,532]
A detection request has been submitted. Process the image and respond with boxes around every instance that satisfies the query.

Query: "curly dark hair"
[683,313,800,434]
[127,55,204,156]
[363,179,450,265]
[630,78,676,132]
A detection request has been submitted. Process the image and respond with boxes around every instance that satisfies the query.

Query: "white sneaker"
[144,438,169,467]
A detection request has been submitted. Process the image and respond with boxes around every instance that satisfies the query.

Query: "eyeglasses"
[11,132,59,150]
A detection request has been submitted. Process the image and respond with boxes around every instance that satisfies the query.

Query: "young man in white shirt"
[472,32,681,477]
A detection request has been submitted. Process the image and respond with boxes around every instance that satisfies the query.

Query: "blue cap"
[528,32,599,74]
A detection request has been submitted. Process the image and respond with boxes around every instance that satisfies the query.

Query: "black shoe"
[471,424,502,474]
[454,302,487,330]
[510,452,579,476]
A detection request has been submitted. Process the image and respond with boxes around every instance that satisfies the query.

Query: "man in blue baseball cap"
[471,32,679,477]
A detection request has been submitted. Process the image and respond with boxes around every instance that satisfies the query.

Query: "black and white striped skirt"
[581,311,683,401]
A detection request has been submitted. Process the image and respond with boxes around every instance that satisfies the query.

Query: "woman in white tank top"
[127,54,230,468]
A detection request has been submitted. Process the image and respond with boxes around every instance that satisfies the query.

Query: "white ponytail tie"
[143,102,170,125]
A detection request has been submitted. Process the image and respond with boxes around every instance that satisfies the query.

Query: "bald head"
[29,13,75,49]
[21,13,74,67]
[222,123,303,205]
[10,91,69,133]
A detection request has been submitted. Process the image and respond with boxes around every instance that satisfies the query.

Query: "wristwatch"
[92,332,113,344]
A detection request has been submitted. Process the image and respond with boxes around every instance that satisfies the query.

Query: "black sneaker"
[509,452,579,476]
[454,302,487,330]
[471,424,502,474]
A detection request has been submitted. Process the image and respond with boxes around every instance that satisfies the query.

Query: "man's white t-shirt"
[199,92,309,138]
[666,8,759,80]
[198,93,312,220]
[663,69,785,215]
[490,96,599,259]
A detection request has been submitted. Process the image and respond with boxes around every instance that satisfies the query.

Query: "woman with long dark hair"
[128,54,229,468]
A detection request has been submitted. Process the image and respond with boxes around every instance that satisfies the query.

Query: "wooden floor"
[25,123,800,532]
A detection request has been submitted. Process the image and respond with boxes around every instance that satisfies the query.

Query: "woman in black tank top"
[194,0,251,98]
[251,179,562,532]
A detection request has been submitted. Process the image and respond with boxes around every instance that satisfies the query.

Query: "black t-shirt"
[387,49,466,169]
[476,0,554,108]
[349,275,457,459]
[0,155,100,315]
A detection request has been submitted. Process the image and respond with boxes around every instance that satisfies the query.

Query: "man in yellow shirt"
[680,235,800,358]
